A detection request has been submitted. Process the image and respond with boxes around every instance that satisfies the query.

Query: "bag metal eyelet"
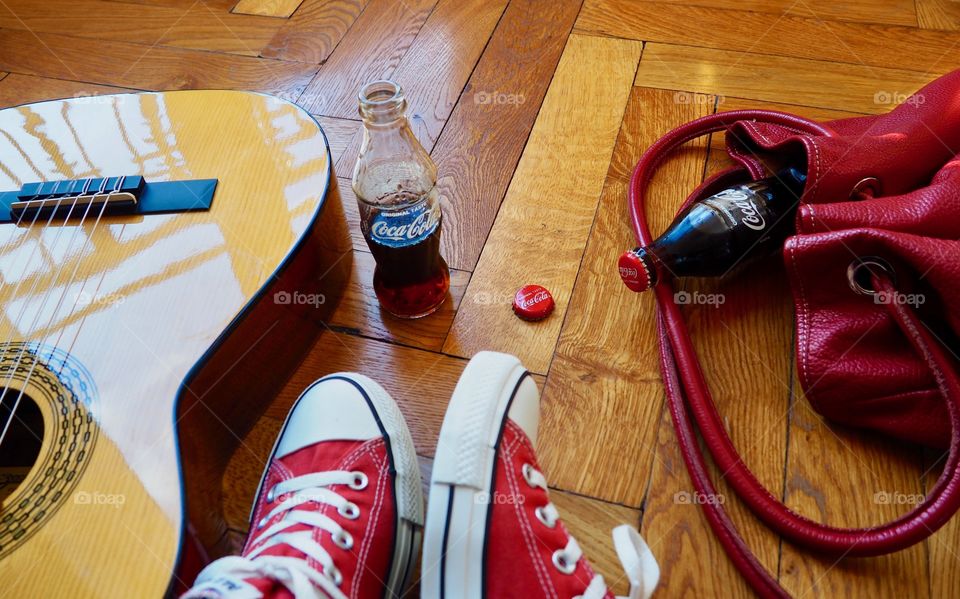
[847,257,896,296]
[849,176,882,200]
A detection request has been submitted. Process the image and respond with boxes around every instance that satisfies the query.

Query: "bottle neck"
[358,80,408,126]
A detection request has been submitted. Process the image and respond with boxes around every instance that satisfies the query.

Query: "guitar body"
[0,91,350,596]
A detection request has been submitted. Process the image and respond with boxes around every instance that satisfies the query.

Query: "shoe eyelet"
[327,566,343,586]
[338,502,360,520]
[266,486,277,503]
[257,516,269,530]
[333,530,354,550]
[521,463,536,487]
[535,506,556,528]
[349,472,368,490]
[552,549,576,575]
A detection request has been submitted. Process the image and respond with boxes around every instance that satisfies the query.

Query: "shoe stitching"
[351,447,389,598]
[502,439,558,599]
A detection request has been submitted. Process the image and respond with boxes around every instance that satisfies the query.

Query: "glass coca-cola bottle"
[619,167,806,292]
[353,80,450,318]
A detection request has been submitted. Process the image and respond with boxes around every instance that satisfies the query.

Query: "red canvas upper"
[485,421,613,599]
[185,438,396,599]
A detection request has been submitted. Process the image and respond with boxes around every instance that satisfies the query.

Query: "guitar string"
[0,177,114,448]
[0,178,76,419]
[0,178,117,448]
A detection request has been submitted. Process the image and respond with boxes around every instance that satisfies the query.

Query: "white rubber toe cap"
[276,374,383,458]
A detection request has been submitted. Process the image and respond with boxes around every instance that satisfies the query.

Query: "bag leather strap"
[628,110,960,597]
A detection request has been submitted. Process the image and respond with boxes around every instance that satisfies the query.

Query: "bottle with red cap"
[619,167,807,293]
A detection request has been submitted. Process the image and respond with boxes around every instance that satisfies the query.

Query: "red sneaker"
[184,374,423,599]
[421,352,659,599]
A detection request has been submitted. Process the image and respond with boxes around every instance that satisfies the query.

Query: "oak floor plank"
[779,385,929,596]
[262,0,368,64]
[156,5,286,56]
[640,407,759,598]
[391,0,510,150]
[297,0,438,116]
[598,0,918,26]
[233,0,305,17]
[238,330,544,459]
[328,249,469,352]
[0,74,131,109]
[442,34,642,374]
[319,0,509,194]
[0,0,280,56]
[635,43,934,115]
[316,117,362,173]
[917,0,960,29]
[0,28,318,95]
[577,0,960,75]
[430,0,581,271]
[538,87,710,507]
[924,452,960,598]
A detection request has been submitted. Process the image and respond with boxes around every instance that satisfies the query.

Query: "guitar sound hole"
[0,389,43,503]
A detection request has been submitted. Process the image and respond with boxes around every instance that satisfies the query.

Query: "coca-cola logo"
[619,266,638,279]
[715,190,766,231]
[517,290,550,309]
[372,209,437,244]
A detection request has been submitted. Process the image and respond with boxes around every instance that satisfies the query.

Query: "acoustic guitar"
[0,90,351,596]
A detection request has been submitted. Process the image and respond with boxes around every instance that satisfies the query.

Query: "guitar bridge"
[0,176,218,224]
[9,176,145,222]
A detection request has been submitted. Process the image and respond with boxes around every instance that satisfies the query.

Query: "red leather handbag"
[628,70,960,597]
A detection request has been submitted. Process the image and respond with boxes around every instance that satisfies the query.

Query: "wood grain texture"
[328,249,470,351]
[635,43,933,114]
[297,0,437,116]
[391,0,510,150]
[443,34,642,374]
[155,5,285,56]
[577,0,960,74]
[431,0,582,271]
[538,87,710,507]
[233,0,305,17]
[226,330,543,459]
[641,406,760,598]
[0,74,130,109]
[602,0,919,26]
[916,0,960,29]
[779,386,929,596]
[0,28,318,95]
[316,117,362,172]
[0,0,281,56]
[262,0,368,63]
[923,452,960,597]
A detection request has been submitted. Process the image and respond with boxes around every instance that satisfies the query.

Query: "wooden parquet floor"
[2,0,959,596]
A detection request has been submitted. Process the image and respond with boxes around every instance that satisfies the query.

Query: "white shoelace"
[190,470,366,599]
[523,464,660,599]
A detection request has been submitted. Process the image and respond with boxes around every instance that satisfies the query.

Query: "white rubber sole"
[254,373,424,596]
[420,352,534,599]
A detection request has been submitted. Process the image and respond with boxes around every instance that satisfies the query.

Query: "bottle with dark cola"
[619,167,807,292]
[353,80,450,318]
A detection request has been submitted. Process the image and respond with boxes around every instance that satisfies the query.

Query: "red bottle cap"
[513,285,555,321]
[618,248,652,293]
